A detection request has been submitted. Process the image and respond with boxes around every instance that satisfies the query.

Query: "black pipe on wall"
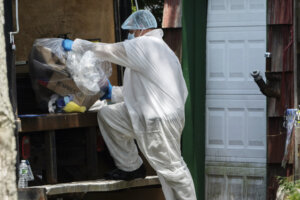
[113,0,132,86]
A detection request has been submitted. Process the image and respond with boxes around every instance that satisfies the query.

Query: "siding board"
[268,0,293,25]
[162,0,181,28]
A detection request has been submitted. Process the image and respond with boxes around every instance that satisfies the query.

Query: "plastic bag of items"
[66,50,112,96]
[29,38,112,113]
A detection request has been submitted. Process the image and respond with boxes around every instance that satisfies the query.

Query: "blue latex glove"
[100,79,112,100]
[62,39,74,51]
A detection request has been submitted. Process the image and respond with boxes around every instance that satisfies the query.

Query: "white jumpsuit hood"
[71,29,196,200]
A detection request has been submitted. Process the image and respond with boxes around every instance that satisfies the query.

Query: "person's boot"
[104,164,146,181]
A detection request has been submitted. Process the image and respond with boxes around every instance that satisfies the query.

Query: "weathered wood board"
[13,0,118,85]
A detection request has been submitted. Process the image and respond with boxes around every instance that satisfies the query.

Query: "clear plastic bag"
[66,50,112,95]
[29,38,111,112]
[32,38,67,65]
[29,38,68,112]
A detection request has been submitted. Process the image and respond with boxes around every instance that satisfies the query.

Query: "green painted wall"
[182,0,207,199]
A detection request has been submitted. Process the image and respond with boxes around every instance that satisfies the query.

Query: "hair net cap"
[121,10,157,30]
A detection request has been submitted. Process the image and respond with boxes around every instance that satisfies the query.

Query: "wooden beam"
[45,131,57,184]
[294,0,300,180]
[86,127,98,179]
[28,176,160,196]
[84,187,164,200]
[19,112,98,132]
[18,188,47,200]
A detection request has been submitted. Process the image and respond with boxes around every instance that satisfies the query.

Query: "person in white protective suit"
[62,10,197,200]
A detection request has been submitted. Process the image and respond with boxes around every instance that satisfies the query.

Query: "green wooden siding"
[182,0,208,199]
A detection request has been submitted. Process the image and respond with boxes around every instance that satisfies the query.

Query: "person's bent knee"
[97,106,110,123]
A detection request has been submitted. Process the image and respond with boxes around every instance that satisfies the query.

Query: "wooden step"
[18,176,160,200]
[19,112,98,133]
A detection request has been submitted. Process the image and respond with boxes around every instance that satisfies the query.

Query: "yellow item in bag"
[63,101,86,113]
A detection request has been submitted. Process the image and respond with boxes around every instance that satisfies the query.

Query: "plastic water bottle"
[26,160,34,181]
[18,160,28,188]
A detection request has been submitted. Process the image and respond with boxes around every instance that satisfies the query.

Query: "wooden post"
[45,131,57,183]
[86,127,98,179]
[294,0,300,180]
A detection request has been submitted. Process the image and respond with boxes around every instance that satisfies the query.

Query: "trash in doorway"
[29,38,112,112]
[66,50,112,96]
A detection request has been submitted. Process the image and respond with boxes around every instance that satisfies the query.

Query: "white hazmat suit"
[71,29,197,200]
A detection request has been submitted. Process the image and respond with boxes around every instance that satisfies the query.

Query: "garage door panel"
[207,27,266,42]
[228,41,245,81]
[206,148,266,162]
[207,108,226,148]
[228,108,245,147]
[246,176,265,200]
[248,108,266,147]
[206,0,266,198]
[228,176,243,199]
[207,27,266,94]
[206,174,225,200]
[248,39,266,76]
[206,96,266,162]
[207,41,226,80]
[206,163,266,200]
[208,0,266,27]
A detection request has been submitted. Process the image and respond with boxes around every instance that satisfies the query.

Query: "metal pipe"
[135,0,139,10]
[251,70,280,98]
[9,0,19,50]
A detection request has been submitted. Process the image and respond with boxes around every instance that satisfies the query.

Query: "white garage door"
[205,0,266,199]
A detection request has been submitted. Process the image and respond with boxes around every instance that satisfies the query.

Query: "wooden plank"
[84,187,164,200]
[267,26,294,117]
[19,112,98,132]
[295,0,300,180]
[267,26,293,72]
[267,72,294,117]
[268,0,293,25]
[266,0,294,198]
[86,127,98,179]
[162,0,182,28]
[45,131,57,184]
[267,133,286,163]
[267,117,283,135]
[18,188,47,200]
[13,0,118,85]
[163,28,182,61]
[30,176,160,196]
